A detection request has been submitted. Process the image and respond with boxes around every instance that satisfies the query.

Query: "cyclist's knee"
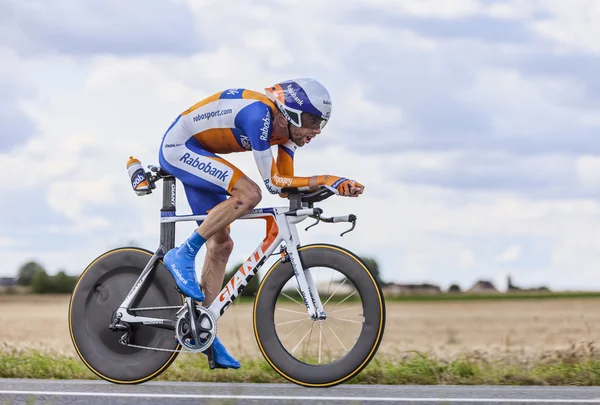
[245,186,262,209]
[231,177,262,211]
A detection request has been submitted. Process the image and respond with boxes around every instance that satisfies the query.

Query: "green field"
[2,294,600,385]
[2,346,600,386]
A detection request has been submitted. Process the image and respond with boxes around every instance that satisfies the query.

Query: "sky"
[2,0,600,292]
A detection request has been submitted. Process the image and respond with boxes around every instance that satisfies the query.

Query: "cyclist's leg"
[182,185,240,367]
[182,185,233,306]
[160,135,247,368]
[159,136,245,299]
[201,228,233,306]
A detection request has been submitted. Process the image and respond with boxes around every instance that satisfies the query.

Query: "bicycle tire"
[69,247,183,384]
[253,244,386,387]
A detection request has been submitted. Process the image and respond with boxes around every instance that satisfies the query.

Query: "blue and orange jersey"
[176,88,308,194]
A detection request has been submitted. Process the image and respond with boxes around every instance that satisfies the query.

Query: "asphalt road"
[1,379,600,404]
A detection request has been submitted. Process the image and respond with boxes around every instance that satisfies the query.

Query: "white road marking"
[0,391,599,402]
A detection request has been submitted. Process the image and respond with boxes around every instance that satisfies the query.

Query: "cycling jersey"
[158,88,322,215]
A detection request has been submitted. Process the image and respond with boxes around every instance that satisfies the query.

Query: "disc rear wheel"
[69,247,183,384]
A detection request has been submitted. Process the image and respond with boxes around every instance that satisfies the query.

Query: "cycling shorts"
[158,115,246,217]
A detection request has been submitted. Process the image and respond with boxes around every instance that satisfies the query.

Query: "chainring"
[175,305,216,353]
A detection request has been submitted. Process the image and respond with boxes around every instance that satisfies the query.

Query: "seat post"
[160,176,177,252]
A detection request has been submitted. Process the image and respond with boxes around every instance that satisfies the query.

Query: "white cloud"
[462,68,600,135]
[1,0,199,56]
[533,0,600,54]
[0,237,11,247]
[575,155,600,190]
[494,245,522,263]
[2,0,600,293]
[368,0,482,19]
[486,0,540,20]
[0,47,37,150]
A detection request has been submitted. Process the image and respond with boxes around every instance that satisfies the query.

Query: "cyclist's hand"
[324,176,364,197]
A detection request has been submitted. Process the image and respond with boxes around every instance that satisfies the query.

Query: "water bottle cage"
[144,171,157,192]
[131,170,155,196]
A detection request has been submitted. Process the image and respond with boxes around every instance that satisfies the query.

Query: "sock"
[182,230,206,258]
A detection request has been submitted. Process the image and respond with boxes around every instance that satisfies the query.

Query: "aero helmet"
[265,78,332,129]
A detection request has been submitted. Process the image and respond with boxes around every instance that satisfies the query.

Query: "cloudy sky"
[2,0,600,292]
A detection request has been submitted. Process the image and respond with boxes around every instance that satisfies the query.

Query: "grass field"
[1,294,599,358]
[1,294,600,384]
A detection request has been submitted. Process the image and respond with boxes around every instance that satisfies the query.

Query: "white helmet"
[265,78,332,129]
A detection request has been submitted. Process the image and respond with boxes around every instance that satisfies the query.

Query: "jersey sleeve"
[236,102,310,194]
[277,141,296,177]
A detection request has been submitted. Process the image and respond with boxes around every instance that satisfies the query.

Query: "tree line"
[13,256,382,296]
[15,261,77,294]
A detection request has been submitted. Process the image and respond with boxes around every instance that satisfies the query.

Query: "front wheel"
[253,244,386,387]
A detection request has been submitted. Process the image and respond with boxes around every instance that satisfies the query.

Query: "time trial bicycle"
[68,164,386,387]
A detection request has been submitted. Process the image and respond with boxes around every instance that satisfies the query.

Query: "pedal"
[205,344,226,369]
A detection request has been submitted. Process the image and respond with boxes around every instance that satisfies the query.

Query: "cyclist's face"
[290,113,323,147]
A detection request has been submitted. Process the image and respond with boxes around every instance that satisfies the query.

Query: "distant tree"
[222,262,259,298]
[507,274,520,291]
[448,284,461,293]
[360,257,382,285]
[52,270,77,293]
[31,269,50,293]
[16,261,46,286]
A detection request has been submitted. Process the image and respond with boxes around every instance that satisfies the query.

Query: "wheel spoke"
[322,277,348,307]
[276,307,308,315]
[281,291,305,307]
[320,321,335,362]
[318,321,323,364]
[291,322,315,355]
[326,322,348,353]
[281,318,311,341]
[327,290,357,310]
[329,316,363,324]
[304,321,315,358]
[276,318,309,327]
[326,305,362,315]
[325,269,334,299]
[325,319,346,332]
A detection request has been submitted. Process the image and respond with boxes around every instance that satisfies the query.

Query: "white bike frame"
[113,170,356,329]
[161,207,326,321]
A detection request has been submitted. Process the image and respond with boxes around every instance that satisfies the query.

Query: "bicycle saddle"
[148,165,174,179]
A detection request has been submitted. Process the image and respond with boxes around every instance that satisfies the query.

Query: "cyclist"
[158,78,364,369]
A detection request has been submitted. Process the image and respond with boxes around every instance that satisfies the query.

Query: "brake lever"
[305,216,321,231]
[340,218,357,237]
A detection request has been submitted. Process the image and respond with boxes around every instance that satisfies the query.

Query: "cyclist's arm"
[238,102,352,194]
[276,141,296,177]
[237,102,319,194]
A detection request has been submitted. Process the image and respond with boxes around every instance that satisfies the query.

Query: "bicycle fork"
[281,215,327,320]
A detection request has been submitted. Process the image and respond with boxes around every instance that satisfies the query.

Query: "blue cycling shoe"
[163,246,205,302]
[205,337,241,369]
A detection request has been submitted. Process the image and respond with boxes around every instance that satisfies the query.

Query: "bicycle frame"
[115,175,326,329]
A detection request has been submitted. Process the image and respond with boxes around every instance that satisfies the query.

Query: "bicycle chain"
[121,305,208,353]
[122,341,196,354]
